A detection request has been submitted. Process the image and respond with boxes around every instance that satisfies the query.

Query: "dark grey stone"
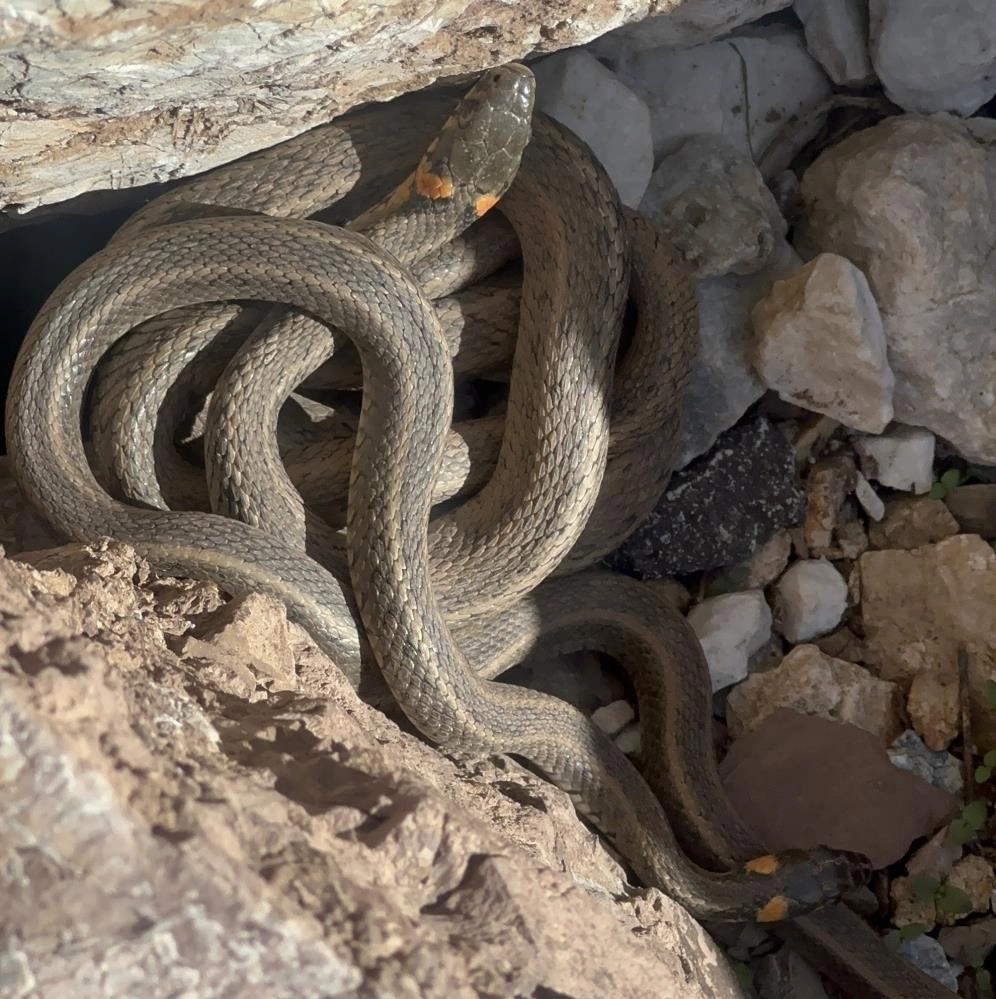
[604,415,805,578]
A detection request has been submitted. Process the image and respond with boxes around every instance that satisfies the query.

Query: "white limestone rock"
[869,0,996,114]
[795,0,875,86]
[773,559,849,643]
[533,50,653,208]
[854,427,936,495]
[611,24,832,177]
[751,252,894,433]
[687,590,773,691]
[798,114,996,463]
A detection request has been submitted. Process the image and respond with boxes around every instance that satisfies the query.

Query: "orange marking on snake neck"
[474,193,500,217]
[756,895,790,923]
[415,166,454,200]
[744,854,780,876]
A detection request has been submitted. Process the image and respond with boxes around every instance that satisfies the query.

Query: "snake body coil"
[5,64,951,997]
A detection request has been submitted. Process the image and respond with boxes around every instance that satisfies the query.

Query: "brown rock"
[726,644,904,744]
[867,497,960,550]
[890,875,938,930]
[938,855,995,927]
[811,624,866,663]
[719,709,958,869]
[939,917,996,965]
[944,483,996,539]
[185,591,297,692]
[803,455,858,552]
[858,535,996,751]
[0,543,740,997]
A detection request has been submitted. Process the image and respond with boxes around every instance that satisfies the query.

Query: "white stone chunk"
[612,24,832,177]
[687,590,773,692]
[533,49,653,208]
[869,0,996,114]
[774,559,848,643]
[854,427,936,495]
[752,252,894,433]
[795,0,875,86]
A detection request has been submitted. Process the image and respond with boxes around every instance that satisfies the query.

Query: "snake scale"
[5,63,951,997]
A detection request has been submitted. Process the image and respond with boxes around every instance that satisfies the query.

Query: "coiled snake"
[5,63,950,997]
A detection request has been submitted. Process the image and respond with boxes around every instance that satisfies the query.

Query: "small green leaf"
[963,798,989,831]
[975,765,992,784]
[910,873,940,900]
[898,922,929,942]
[940,468,963,489]
[936,883,974,915]
[987,679,996,709]
[984,750,996,768]
[947,817,976,846]
[928,482,946,500]
[978,967,992,991]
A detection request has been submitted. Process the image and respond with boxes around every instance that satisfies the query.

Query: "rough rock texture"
[795,0,875,86]
[0,541,741,998]
[719,709,958,870]
[0,0,789,215]
[868,0,996,114]
[641,135,784,278]
[798,115,996,464]
[857,534,996,752]
[607,416,806,577]
[751,252,894,433]
[867,497,960,551]
[686,589,772,691]
[725,644,905,744]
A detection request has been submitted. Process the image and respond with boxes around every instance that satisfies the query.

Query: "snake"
[3,62,951,997]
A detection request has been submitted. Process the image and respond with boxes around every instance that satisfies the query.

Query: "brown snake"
[5,64,951,997]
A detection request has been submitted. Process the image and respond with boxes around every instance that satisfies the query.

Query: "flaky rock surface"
[0,539,741,999]
[0,0,788,214]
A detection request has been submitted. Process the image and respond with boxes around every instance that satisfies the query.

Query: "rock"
[854,427,936,495]
[773,558,848,643]
[803,455,857,552]
[938,855,995,926]
[182,591,297,693]
[612,23,832,175]
[1,1,699,215]
[795,0,876,86]
[687,590,773,692]
[853,472,886,522]
[640,135,784,278]
[677,239,800,465]
[798,115,996,464]
[755,946,831,999]
[868,0,996,114]
[607,416,806,577]
[906,827,962,882]
[891,875,940,930]
[615,722,642,756]
[897,933,963,992]
[0,543,741,998]
[812,625,866,664]
[726,644,905,743]
[710,529,793,593]
[858,535,996,751]
[533,50,653,208]
[591,0,797,62]
[939,917,996,966]
[835,518,869,559]
[889,730,964,798]
[751,253,894,433]
[945,484,996,539]
[592,699,636,737]
[868,497,960,550]
[719,709,958,869]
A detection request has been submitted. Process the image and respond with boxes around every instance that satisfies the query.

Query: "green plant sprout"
[928,468,967,500]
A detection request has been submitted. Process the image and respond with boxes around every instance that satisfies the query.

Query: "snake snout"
[777,845,874,914]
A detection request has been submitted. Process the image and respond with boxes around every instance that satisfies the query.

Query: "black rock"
[604,415,805,578]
